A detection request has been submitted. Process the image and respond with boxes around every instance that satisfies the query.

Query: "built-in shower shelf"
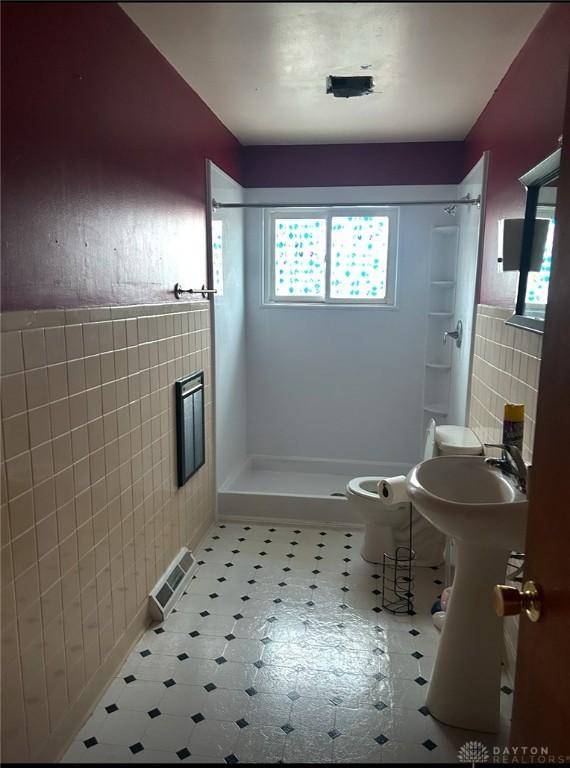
[433,225,460,234]
[423,222,459,428]
[424,403,449,416]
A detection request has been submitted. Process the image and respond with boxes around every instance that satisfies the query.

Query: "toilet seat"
[346,476,387,501]
[345,475,410,562]
[346,421,477,567]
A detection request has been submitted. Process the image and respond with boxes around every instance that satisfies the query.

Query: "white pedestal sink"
[406,455,528,733]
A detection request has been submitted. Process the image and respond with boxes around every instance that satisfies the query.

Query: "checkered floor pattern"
[63,522,513,763]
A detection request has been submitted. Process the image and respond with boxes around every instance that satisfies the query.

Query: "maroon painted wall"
[242,142,464,188]
[464,3,570,308]
[1,2,241,311]
[4,3,568,312]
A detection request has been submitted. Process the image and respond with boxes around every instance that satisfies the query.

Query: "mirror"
[506,147,560,334]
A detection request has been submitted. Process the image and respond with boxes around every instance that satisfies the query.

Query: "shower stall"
[208,158,487,525]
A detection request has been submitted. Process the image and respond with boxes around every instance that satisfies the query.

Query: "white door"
[446,153,489,426]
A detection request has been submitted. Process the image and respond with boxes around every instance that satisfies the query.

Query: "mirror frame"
[506,147,561,334]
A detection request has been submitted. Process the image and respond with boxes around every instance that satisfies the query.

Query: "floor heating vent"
[148,547,197,621]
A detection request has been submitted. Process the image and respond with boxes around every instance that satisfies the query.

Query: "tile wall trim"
[0,300,208,332]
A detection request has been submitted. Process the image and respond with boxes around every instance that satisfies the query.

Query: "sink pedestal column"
[426,540,509,733]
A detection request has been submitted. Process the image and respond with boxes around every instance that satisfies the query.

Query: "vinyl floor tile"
[63,521,513,765]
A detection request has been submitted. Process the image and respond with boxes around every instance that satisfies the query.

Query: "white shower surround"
[217,454,411,525]
[209,163,248,498]
[209,171,479,525]
[244,184,458,467]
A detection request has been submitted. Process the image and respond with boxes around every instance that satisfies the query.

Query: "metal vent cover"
[326,75,374,98]
[180,550,194,572]
[148,547,197,621]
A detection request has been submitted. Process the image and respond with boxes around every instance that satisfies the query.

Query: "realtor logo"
[458,741,490,764]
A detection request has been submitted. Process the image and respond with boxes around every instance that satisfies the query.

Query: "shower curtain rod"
[211,195,481,210]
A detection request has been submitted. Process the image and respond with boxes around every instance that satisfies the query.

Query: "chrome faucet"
[484,443,527,494]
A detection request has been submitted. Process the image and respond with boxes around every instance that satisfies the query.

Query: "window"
[264,207,399,306]
[211,218,224,296]
[525,208,555,306]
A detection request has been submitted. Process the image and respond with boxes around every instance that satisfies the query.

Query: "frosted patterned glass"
[274,218,326,297]
[525,217,554,305]
[212,219,223,296]
[330,215,389,299]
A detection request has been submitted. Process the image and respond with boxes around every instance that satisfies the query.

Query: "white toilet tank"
[423,419,437,460]
[423,418,483,459]
[435,424,483,456]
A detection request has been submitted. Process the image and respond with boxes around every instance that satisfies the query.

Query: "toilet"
[346,419,483,565]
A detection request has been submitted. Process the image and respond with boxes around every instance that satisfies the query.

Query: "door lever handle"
[443,320,463,348]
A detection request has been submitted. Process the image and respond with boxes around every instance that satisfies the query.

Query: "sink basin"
[405,455,529,734]
[407,455,528,551]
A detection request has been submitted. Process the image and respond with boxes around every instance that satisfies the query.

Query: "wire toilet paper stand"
[381,503,415,615]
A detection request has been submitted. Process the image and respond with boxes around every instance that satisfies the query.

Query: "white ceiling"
[121,2,546,145]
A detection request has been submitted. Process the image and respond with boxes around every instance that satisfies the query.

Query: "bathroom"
[1,1,570,763]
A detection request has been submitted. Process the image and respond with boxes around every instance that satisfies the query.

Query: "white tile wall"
[1,301,216,762]
[469,305,543,464]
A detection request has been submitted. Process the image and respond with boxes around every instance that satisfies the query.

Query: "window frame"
[263,206,399,308]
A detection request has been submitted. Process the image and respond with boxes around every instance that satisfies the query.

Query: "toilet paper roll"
[377,475,409,506]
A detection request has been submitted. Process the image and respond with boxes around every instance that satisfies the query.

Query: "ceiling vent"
[326,75,374,98]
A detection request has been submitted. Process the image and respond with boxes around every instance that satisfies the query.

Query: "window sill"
[261,300,398,311]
